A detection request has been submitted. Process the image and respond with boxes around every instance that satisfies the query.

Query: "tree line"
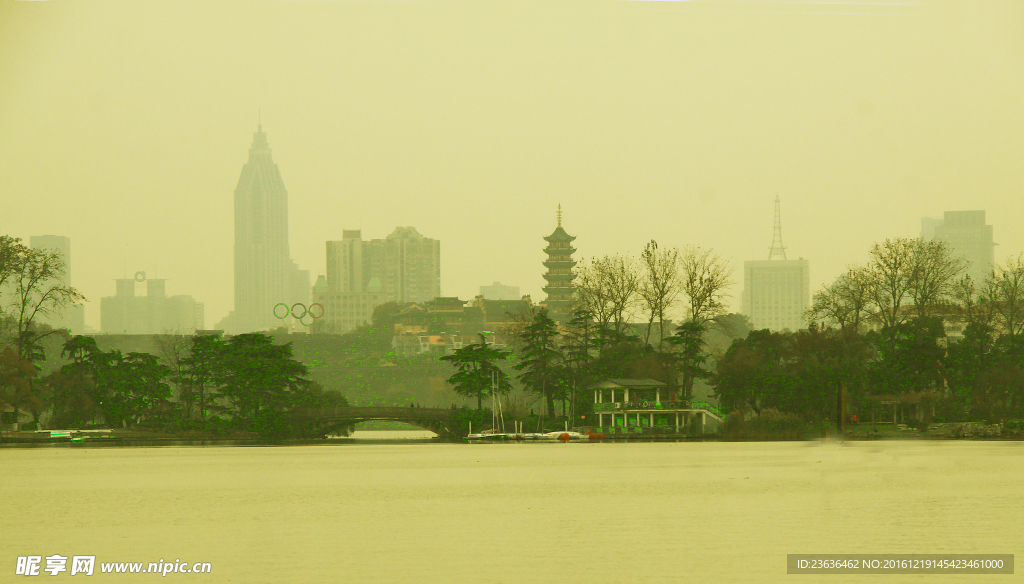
[0,235,347,436]
[4,332,347,436]
[717,238,1024,427]
[440,241,736,423]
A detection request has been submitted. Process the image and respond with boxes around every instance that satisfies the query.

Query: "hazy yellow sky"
[2,0,1023,329]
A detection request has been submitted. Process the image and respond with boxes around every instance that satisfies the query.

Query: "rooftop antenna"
[557,204,562,228]
[768,196,787,260]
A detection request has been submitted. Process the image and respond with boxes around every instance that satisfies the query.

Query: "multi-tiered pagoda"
[542,205,577,324]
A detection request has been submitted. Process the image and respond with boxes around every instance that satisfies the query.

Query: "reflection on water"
[345,430,438,440]
[2,437,1021,583]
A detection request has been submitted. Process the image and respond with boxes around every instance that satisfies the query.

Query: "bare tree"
[950,274,1001,331]
[678,245,733,328]
[863,238,918,331]
[0,236,22,292]
[154,331,193,418]
[572,258,612,341]
[907,238,967,319]
[1,244,84,360]
[0,242,84,430]
[807,267,872,331]
[639,240,680,349]
[574,254,640,345]
[992,253,1024,338]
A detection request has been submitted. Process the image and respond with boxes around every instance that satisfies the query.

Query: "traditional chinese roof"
[591,378,667,389]
[543,226,576,243]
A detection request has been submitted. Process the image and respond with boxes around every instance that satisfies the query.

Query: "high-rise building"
[314,227,440,334]
[217,124,309,333]
[28,235,85,334]
[741,199,810,332]
[100,275,204,334]
[541,205,577,324]
[364,227,441,304]
[922,211,995,285]
[479,282,520,301]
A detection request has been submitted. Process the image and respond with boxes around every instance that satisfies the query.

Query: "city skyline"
[2,1,1023,330]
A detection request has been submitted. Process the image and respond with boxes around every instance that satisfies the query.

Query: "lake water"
[2,436,1021,583]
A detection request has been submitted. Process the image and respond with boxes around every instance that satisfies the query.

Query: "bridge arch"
[295,407,459,440]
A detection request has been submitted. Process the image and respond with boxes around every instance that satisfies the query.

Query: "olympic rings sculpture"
[273,302,324,327]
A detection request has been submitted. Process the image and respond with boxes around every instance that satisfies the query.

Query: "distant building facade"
[313,227,440,334]
[100,276,204,334]
[389,296,530,356]
[922,211,995,285]
[479,282,520,301]
[218,124,309,334]
[28,235,85,334]
[741,199,810,332]
[541,206,576,324]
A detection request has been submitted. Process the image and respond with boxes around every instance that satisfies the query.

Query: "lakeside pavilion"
[591,378,724,434]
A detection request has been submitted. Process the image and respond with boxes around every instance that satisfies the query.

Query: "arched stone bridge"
[293,406,459,439]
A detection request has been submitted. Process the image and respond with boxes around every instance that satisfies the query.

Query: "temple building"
[541,205,577,324]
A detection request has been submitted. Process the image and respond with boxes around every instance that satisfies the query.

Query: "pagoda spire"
[768,197,787,260]
[542,206,576,324]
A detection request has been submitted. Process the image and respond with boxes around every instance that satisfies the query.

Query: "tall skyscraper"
[314,227,440,334]
[922,211,995,285]
[28,235,85,334]
[218,124,309,333]
[542,205,577,324]
[741,198,810,332]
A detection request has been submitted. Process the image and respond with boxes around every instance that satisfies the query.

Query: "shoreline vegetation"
[3,420,1019,446]
[4,236,1024,445]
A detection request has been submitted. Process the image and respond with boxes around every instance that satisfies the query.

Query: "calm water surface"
[3,437,1021,583]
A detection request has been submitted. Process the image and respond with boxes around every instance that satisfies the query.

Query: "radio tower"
[768,196,787,260]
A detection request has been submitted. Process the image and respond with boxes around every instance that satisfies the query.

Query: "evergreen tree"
[513,309,563,419]
[440,341,511,410]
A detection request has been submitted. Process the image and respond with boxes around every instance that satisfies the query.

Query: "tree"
[862,237,965,333]
[1,242,84,360]
[991,254,1024,340]
[866,317,947,397]
[574,254,641,350]
[863,238,918,332]
[0,347,37,429]
[115,352,173,425]
[513,309,564,419]
[638,240,680,349]
[0,240,83,429]
[678,245,733,328]
[440,341,512,410]
[666,322,710,402]
[154,332,192,417]
[217,333,311,423]
[179,333,226,420]
[807,267,871,331]
[43,368,99,429]
[712,329,786,415]
[666,246,733,403]
[906,239,967,320]
[0,235,23,292]
[951,274,1000,332]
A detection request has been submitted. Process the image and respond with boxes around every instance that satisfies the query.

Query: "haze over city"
[2,0,1023,330]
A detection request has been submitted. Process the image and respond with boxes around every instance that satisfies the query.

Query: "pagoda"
[542,205,577,324]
